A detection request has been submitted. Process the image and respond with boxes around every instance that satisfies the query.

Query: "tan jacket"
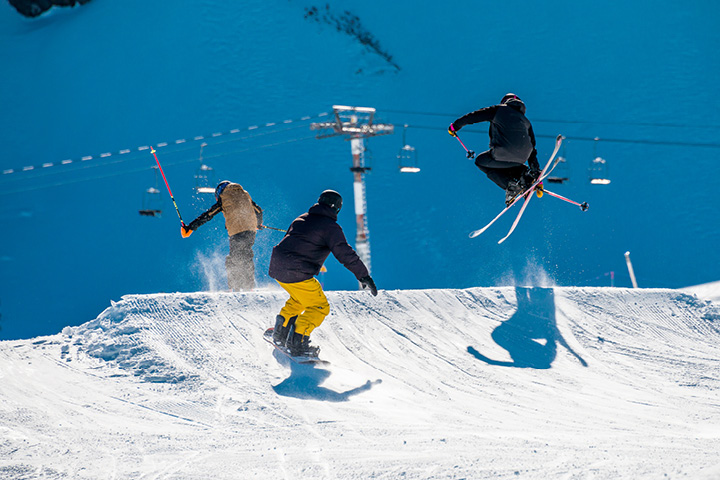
[186,183,263,236]
[219,183,260,236]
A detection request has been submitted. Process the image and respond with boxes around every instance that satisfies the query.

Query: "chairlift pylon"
[139,167,163,217]
[398,124,420,173]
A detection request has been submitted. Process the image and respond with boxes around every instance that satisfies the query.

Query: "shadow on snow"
[272,353,381,402]
[468,287,588,369]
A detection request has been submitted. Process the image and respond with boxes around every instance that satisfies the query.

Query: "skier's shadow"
[468,287,587,369]
[272,355,381,402]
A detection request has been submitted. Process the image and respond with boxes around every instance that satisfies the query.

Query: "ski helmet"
[215,180,231,200]
[318,190,343,214]
[501,93,520,104]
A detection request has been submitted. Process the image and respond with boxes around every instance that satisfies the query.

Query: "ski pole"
[150,146,186,226]
[260,225,287,233]
[542,189,589,211]
[450,125,475,159]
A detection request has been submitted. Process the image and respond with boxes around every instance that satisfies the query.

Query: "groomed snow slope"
[1,287,719,479]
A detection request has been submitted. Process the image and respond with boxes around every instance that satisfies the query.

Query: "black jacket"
[453,98,539,170]
[269,203,369,284]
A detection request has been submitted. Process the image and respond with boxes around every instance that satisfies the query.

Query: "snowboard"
[263,327,329,365]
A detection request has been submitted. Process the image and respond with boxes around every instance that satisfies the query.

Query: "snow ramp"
[1,287,719,479]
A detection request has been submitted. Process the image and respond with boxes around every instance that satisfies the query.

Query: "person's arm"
[181,200,222,237]
[451,105,498,132]
[252,200,263,229]
[527,125,540,173]
[328,224,369,280]
[327,224,378,296]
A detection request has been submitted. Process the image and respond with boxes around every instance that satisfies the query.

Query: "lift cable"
[402,123,720,149]
[0,132,319,196]
[380,108,720,131]
[1,112,331,178]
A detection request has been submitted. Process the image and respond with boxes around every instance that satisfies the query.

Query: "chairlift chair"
[194,143,216,194]
[589,158,611,184]
[546,156,569,184]
[588,138,611,185]
[546,143,569,184]
[195,164,216,194]
[138,167,163,217]
[397,125,420,173]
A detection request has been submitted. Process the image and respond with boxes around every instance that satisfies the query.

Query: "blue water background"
[1,1,718,339]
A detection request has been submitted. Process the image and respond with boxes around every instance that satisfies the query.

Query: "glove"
[359,276,378,296]
[447,123,458,137]
[181,226,193,238]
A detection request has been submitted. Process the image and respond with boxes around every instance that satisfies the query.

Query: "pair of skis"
[457,134,588,243]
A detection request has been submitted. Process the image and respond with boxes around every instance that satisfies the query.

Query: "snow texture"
[1,287,719,479]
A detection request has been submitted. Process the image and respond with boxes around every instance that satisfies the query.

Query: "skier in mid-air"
[181,180,263,291]
[449,93,541,205]
[268,190,377,357]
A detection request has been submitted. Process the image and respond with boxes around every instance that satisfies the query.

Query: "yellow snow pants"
[277,278,330,336]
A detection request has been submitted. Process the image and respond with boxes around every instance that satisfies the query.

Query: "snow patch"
[1,287,719,478]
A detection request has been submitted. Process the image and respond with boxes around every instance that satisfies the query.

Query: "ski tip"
[469,227,488,238]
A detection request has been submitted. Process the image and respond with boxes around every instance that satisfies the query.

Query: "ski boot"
[505,180,524,206]
[519,167,544,199]
[287,332,320,357]
[272,315,297,346]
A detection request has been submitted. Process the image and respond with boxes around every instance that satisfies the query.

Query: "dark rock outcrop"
[8,0,92,18]
[304,4,400,72]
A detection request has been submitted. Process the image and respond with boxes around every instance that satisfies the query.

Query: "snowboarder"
[268,190,377,356]
[449,93,541,205]
[181,180,263,291]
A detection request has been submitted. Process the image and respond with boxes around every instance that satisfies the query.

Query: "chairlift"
[546,144,569,184]
[138,167,163,217]
[194,143,216,194]
[397,124,420,173]
[546,156,569,184]
[588,138,611,185]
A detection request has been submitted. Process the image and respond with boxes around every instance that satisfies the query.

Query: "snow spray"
[194,250,228,292]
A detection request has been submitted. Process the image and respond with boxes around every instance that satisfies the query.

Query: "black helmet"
[501,93,526,114]
[318,190,342,214]
[501,93,520,104]
[215,180,231,200]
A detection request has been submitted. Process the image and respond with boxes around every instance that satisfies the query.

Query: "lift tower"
[311,106,394,278]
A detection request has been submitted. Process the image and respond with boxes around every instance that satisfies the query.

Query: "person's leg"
[474,151,527,190]
[278,278,329,336]
[226,231,256,291]
[273,280,306,346]
[277,283,306,322]
[277,279,329,355]
[272,313,296,345]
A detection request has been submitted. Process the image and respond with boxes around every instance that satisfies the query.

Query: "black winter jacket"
[453,98,539,170]
[268,203,369,284]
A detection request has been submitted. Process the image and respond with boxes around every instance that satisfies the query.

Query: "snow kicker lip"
[4,287,719,478]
